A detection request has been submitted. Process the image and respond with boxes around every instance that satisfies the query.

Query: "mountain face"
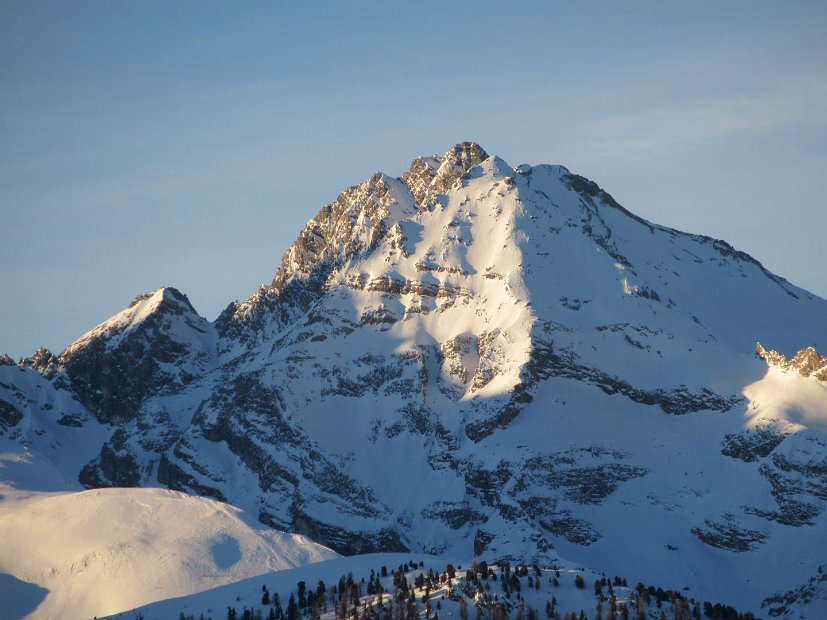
[3,142,827,615]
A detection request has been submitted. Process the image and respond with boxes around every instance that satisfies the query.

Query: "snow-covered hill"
[109,552,785,620]
[2,142,827,617]
[0,487,337,620]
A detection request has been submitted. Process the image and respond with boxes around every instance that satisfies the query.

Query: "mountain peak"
[442,141,489,171]
[57,286,215,424]
[64,286,202,357]
[219,144,491,347]
[403,141,490,207]
[125,286,199,316]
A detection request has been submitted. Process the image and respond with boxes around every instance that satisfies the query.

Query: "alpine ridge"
[2,142,827,618]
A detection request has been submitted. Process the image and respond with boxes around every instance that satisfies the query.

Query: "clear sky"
[2,1,826,359]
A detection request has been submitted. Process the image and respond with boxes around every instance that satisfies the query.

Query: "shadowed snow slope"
[0,488,337,620]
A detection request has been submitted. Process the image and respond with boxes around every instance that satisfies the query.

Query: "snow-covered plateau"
[2,142,826,619]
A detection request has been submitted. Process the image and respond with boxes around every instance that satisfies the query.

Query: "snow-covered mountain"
[2,142,827,617]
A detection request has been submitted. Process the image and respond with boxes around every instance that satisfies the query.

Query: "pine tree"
[288,594,300,620]
[337,591,348,620]
[459,596,469,620]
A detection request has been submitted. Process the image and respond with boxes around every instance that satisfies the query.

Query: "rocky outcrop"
[763,565,827,617]
[290,508,409,556]
[691,518,768,552]
[456,447,646,549]
[531,337,740,414]
[20,347,59,378]
[403,142,489,207]
[421,501,488,530]
[79,429,142,487]
[0,398,23,432]
[756,342,827,381]
[746,448,827,527]
[465,331,740,443]
[721,423,794,462]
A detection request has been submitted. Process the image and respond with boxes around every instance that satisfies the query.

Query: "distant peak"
[158,286,192,306]
[403,142,491,207]
[127,287,195,313]
[441,141,489,172]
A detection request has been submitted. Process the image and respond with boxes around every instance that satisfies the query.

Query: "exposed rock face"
[691,518,768,552]
[0,398,23,431]
[5,142,827,616]
[756,342,827,381]
[441,334,478,389]
[763,565,827,617]
[216,173,416,347]
[79,429,142,487]
[721,422,794,463]
[403,142,489,207]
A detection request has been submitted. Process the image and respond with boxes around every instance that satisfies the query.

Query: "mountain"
[2,142,826,617]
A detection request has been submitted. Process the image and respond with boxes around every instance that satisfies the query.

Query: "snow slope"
[0,488,337,620]
[106,553,438,620]
[108,552,775,620]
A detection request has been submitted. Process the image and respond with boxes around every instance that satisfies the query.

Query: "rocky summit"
[3,142,827,617]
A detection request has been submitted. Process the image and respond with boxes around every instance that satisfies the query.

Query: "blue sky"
[2,1,826,359]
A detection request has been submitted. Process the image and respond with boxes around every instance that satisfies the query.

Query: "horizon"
[2,2,826,359]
